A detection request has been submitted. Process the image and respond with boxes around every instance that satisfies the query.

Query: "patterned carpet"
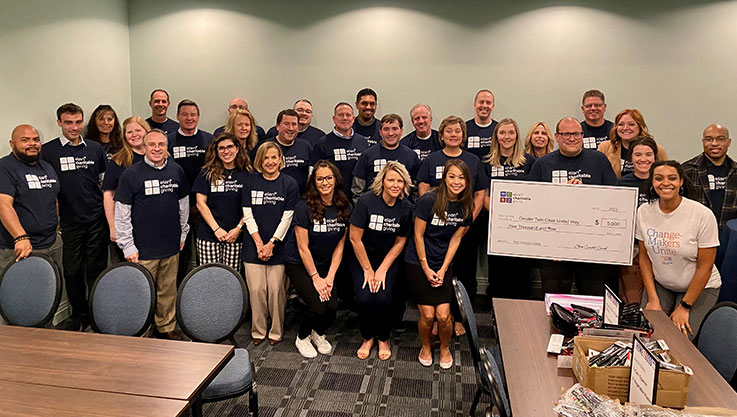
[197,300,499,417]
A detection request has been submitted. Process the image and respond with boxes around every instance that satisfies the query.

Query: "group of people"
[1,87,733,368]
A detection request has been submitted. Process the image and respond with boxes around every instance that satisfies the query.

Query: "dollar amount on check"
[488,180,639,265]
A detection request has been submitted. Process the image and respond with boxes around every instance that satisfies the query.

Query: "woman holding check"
[406,159,473,369]
[636,160,721,339]
[349,161,413,360]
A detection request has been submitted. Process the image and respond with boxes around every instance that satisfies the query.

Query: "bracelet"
[420,257,427,263]
[680,300,693,310]
[214,227,222,233]
[13,234,29,244]
[310,271,319,277]
[236,223,243,230]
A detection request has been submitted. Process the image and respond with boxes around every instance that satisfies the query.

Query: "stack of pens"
[586,339,690,374]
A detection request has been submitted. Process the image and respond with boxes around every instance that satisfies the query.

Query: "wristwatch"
[680,300,693,310]
[269,237,278,244]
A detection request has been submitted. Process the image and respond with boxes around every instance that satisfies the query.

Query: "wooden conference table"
[0,325,234,417]
[493,298,737,416]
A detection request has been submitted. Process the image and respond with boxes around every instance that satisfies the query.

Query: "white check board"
[488,180,638,266]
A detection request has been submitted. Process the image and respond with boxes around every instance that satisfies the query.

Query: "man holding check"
[528,117,618,295]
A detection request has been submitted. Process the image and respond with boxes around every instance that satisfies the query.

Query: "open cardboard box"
[572,336,690,408]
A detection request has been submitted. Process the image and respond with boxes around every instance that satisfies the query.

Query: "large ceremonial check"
[488,180,638,265]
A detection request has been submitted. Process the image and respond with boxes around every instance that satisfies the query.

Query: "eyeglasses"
[702,136,729,144]
[315,175,335,183]
[217,144,237,152]
[229,105,248,110]
[557,132,584,139]
[295,108,313,114]
[583,103,605,109]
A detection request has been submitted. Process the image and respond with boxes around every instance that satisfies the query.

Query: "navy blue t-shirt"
[485,153,537,186]
[353,118,381,146]
[214,125,266,142]
[102,153,145,191]
[284,200,348,268]
[528,149,617,185]
[115,160,189,260]
[405,191,472,270]
[417,150,487,192]
[581,120,613,150]
[400,130,442,161]
[145,117,179,134]
[192,168,249,242]
[465,119,498,160]
[617,173,648,207]
[705,158,730,224]
[352,144,421,187]
[349,192,413,257]
[0,154,60,249]
[259,137,312,194]
[242,173,299,265]
[266,125,326,143]
[311,132,370,198]
[41,138,106,225]
[167,129,214,189]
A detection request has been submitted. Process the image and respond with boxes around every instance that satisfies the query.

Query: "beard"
[14,150,40,164]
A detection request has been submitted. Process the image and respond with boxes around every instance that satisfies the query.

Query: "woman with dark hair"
[616,136,659,303]
[85,104,124,159]
[637,160,722,339]
[350,161,413,361]
[102,116,150,263]
[242,141,299,345]
[406,159,473,369]
[192,133,252,270]
[598,109,668,177]
[285,160,351,358]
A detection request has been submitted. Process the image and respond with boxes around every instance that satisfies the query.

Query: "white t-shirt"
[635,197,722,292]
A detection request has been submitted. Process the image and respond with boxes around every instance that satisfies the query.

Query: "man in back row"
[400,103,441,161]
[266,99,325,143]
[214,97,267,140]
[465,89,498,161]
[146,89,179,133]
[353,88,381,146]
[580,89,613,149]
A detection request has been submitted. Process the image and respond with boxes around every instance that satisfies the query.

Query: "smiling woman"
[598,109,668,178]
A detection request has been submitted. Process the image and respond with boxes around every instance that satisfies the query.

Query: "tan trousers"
[619,254,644,304]
[244,262,286,340]
[140,254,179,333]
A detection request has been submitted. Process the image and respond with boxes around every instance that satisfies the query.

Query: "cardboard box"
[572,336,690,408]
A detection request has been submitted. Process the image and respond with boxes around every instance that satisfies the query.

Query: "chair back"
[0,254,61,327]
[89,262,155,336]
[452,279,483,378]
[695,301,737,382]
[479,347,511,417]
[177,263,248,343]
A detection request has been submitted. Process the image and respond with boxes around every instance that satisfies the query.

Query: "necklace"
[223,168,234,179]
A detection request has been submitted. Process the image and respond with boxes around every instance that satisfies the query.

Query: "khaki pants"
[140,254,179,333]
[244,262,286,340]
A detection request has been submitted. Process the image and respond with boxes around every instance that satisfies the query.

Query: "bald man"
[213,97,266,140]
[0,125,61,271]
[683,123,737,230]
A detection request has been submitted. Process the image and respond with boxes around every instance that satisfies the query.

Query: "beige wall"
[127,0,737,161]
[0,0,131,153]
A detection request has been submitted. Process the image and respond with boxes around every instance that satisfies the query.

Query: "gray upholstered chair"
[177,263,257,416]
[89,262,155,336]
[452,278,510,417]
[0,254,61,327]
[695,301,737,385]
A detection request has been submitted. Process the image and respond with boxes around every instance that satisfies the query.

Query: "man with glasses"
[266,99,325,143]
[683,123,737,230]
[580,89,613,149]
[528,117,618,296]
[213,97,267,140]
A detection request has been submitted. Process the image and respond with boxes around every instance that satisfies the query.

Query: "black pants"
[453,209,488,298]
[350,253,399,341]
[61,214,109,321]
[487,255,532,299]
[109,241,125,265]
[539,260,618,296]
[285,262,338,339]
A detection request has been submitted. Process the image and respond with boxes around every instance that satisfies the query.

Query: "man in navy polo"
[465,89,498,160]
[115,129,190,340]
[262,109,313,193]
[0,124,61,271]
[266,99,326,143]
[353,88,381,145]
[145,89,179,133]
[42,103,108,331]
[400,103,441,161]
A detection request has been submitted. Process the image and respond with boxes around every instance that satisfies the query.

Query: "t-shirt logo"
[368,214,385,231]
[707,174,727,190]
[59,156,76,171]
[333,148,347,161]
[373,159,387,173]
[172,146,187,159]
[552,170,568,183]
[313,220,328,233]
[431,214,446,226]
[468,136,480,148]
[25,174,42,189]
[211,179,225,193]
[491,166,505,177]
[251,190,264,205]
[144,180,161,195]
[413,149,422,158]
[435,166,444,179]
[583,137,598,149]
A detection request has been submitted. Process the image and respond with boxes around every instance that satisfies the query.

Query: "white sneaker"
[310,330,332,354]
[295,336,317,358]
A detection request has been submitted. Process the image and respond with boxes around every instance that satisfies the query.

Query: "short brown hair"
[380,113,403,129]
[56,103,83,120]
[177,99,199,115]
[438,115,467,146]
[582,89,605,104]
